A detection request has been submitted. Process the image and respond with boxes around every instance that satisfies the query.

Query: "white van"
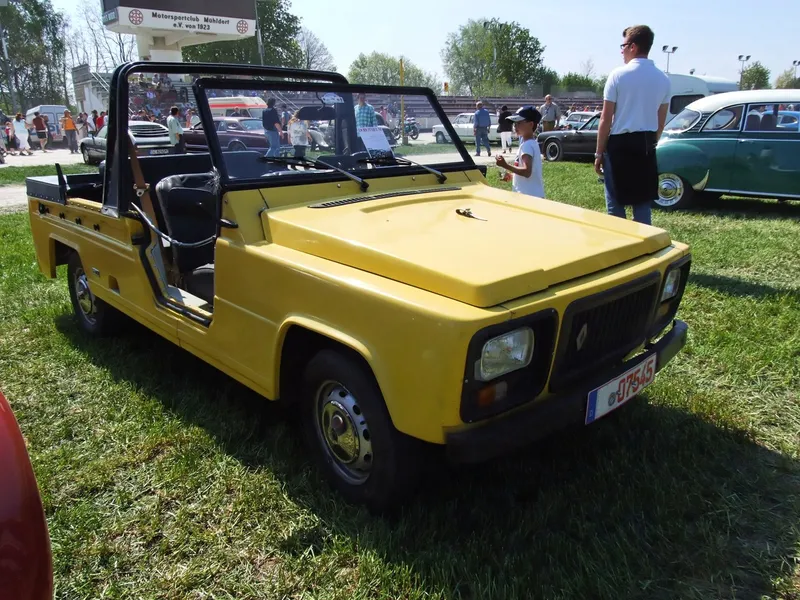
[667,74,711,122]
[25,105,68,144]
[208,96,268,119]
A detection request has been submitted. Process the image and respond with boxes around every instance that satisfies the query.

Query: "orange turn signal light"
[477,381,509,407]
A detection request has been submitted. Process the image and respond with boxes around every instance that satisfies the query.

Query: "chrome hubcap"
[657,174,684,206]
[315,381,373,484]
[74,268,97,324]
[546,142,559,159]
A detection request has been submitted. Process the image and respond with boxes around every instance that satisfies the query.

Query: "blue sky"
[53,0,799,84]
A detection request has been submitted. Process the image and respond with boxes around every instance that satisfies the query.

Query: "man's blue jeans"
[474,126,491,156]
[603,154,652,225]
[266,129,281,157]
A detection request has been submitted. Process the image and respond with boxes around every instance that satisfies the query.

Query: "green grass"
[0,164,98,186]
[1,162,799,599]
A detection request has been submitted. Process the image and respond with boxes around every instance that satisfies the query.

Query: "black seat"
[155,172,219,305]
[745,114,760,131]
[760,114,777,131]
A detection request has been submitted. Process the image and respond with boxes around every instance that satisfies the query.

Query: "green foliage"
[182,0,301,68]
[0,0,69,113]
[741,61,771,90]
[774,68,800,90]
[560,72,596,92]
[347,52,441,90]
[441,19,546,97]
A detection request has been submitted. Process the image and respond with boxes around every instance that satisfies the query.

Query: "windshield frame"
[106,61,349,216]
[192,77,476,191]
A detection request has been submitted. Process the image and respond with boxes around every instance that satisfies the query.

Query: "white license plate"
[585,354,657,425]
[148,148,170,155]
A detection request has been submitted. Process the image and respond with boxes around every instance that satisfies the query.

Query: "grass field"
[0,164,98,186]
[1,162,798,599]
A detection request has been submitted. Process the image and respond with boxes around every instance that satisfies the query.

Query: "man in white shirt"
[166,106,184,154]
[594,25,670,225]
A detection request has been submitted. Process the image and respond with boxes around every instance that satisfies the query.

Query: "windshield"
[664,108,701,132]
[239,119,263,131]
[196,81,470,183]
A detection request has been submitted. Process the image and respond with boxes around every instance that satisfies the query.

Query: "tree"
[538,67,559,96]
[183,0,301,67]
[740,61,771,90]
[580,58,595,78]
[774,68,800,89]
[560,72,596,92]
[347,52,441,90]
[296,28,335,72]
[0,0,69,113]
[441,19,546,97]
[65,0,135,75]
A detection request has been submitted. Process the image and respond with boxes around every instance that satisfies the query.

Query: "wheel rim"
[230,142,246,151]
[73,267,97,325]
[657,173,684,207]
[436,132,444,143]
[82,147,90,163]
[314,380,373,485]
[546,141,559,160]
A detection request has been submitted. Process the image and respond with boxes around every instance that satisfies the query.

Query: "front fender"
[657,141,710,190]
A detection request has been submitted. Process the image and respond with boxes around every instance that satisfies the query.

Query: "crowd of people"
[0,108,107,158]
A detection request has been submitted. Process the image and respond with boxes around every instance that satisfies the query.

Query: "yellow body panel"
[28,173,689,444]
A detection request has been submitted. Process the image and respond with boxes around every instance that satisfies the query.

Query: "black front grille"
[549,274,660,393]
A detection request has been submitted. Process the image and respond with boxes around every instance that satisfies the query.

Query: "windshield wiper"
[259,155,369,192]
[357,155,447,184]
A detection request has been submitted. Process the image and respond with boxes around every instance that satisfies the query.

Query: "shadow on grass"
[683,195,800,221]
[691,272,800,300]
[56,315,800,599]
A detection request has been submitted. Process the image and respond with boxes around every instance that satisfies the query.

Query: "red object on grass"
[0,390,53,599]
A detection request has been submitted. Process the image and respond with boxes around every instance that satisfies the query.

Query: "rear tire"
[655,173,695,210]
[544,139,562,162]
[67,253,125,336]
[228,140,247,152]
[301,349,422,513]
[81,145,92,165]
[435,131,446,144]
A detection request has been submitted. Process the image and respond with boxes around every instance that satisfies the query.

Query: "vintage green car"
[656,90,800,210]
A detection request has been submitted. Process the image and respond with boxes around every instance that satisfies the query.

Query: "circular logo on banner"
[236,20,248,34]
[128,9,144,25]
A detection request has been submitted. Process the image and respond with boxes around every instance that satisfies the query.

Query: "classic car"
[317,112,397,148]
[184,116,326,154]
[656,90,800,210]
[26,62,690,512]
[0,390,53,600]
[432,112,501,144]
[537,112,600,161]
[80,121,173,165]
[776,110,799,131]
[561,111,596,130]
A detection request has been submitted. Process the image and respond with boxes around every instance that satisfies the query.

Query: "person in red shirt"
[96,111,106,130]
[32,112,48,152]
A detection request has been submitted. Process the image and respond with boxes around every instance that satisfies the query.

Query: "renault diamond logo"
[576,323,588,351]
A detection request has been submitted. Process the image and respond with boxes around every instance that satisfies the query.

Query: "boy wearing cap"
[495,106,545,198]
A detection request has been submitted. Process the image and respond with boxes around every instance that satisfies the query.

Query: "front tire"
[544,139,562,162]
[301,349,421,513]
[81,145,92,165]
[67,253,125,336]
[228,140,247,152]
[435,131,446,144]
[409,126,419,140]
[655,173,695,210]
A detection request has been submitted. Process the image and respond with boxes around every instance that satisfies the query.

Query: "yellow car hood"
[264,184,672,307]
